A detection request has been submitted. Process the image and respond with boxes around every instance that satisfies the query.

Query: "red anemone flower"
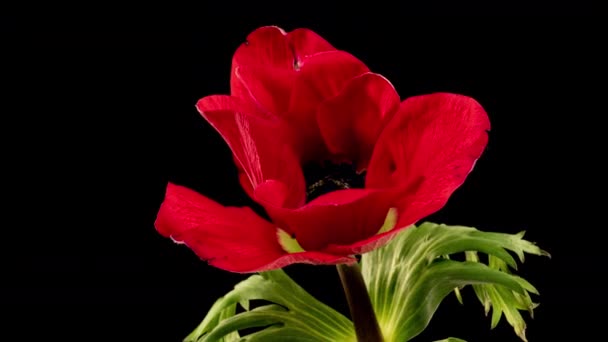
[155,26,490,273]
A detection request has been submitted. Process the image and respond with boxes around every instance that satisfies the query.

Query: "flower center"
[303,161,366,202]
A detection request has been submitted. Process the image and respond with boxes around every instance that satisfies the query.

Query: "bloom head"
[156,26,490,272]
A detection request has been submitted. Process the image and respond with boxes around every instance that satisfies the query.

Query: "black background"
[3,3,603,341]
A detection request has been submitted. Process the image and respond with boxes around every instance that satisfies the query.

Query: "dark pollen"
[303,161,366,202]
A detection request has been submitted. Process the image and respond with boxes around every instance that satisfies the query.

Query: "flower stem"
[337,263,383,342]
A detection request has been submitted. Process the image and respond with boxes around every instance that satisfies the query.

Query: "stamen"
[303,161,366,202]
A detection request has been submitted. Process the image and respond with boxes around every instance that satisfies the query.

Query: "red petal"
[196,95,306,208]
[317,73,400,169]
[234,65,295,117]
[230,26,335,112]
[256,187,396,251]
[289,51,370,114]
[323,222,411,255]
[238,169,255,199]
[367,92,490,227]
[253,179,293,209]
[231,26,335,72]
[287,51,370,161]
[232,26,293,72]
[156,183,355,273]
[197,93,269,118]
[286,28,335,66]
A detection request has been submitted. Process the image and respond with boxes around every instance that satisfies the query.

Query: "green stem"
[337,263,383,342]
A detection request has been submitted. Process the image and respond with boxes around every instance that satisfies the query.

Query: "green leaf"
[441,255,464,305]
[360,222,547,342]
[465,253,540,342]
[184,269,355,342]
[433,338,467,342]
